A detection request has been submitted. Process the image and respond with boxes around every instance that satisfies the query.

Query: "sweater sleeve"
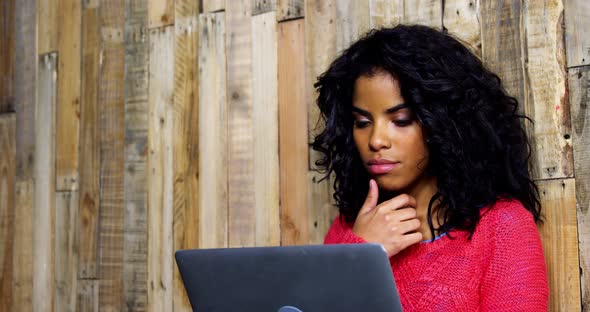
[479,201,549,311]
[323,215,367,244]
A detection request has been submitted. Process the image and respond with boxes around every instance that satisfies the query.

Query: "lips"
[367,159,399,174]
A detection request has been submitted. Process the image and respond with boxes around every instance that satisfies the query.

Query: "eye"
[393,119,413,127]
[354,119,371,129]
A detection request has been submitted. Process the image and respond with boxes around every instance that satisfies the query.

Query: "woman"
[312,25,548,311]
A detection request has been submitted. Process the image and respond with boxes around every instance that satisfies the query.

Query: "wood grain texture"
[56,0,82,191]
[148,26,175,312]
[202,0,224,13]
[277,0,304,21]
[78,4,101,280]
[480,1,527,115]
[335,0,370,54]
[34,52,58,312]
[38,0,58,54]
[55,191,79,312]
[369,0,403,28]
[98,0,126,310]
[443,0,482,56]
[124,0,149,310]
[198,12,228,249]
[173,1,200,310]
[76,280,99,312]
[0,0,15,113]
[0,114,15,311]
[568,66,590,311]
[226,0,256,248]
[565,0,590,67]
[537,179,581,312]
[403,0,442,28]
[13,3,36,309]
[524,0,573,180]
[252,11,281,246]
[278,19,310,245]
[252,0,277,16]
[148,0,174,28]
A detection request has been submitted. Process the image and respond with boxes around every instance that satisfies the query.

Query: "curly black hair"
[311,24,541,238]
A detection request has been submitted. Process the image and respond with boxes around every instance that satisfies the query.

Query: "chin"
[373,175,410,193]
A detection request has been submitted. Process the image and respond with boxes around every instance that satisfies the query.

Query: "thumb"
[359,179,379,215]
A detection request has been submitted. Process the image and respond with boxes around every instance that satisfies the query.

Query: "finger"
[381,193,417,211]
[395,218,421,234]
[388,208,418,222]
[358,179,379,215]
[399,232,423,249]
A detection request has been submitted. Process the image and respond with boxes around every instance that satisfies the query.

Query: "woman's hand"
[352,179,423,257]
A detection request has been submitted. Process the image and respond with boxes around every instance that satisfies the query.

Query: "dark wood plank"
[0,0,16,114]
[277,0,304,21]
[55,191,79,312]
[0,114,15,311]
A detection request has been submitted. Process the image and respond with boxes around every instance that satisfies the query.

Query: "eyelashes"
[353,119,413,129]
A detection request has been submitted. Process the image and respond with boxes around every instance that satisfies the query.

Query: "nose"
[368,121,391,151]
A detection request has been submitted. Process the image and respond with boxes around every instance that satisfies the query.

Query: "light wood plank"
[173,1,200,310]
[56,0,82,191]
[403,0,442,28]
[147,26,175,312]
[226,0,256,248]
[38,0,58,54]
[0,114,15,311]
[0,0,15,113]
[34,52,58,312]
[278,19,309,245]
[78,4,101,280]
[198,12,228,248]
[524,0,572,180]
[369,0,403,28]
[55,191,79,312]
[252,11,280,246]
[148,0,174,28]
[569,65,590,311]
[202,0,224,13]
[538,179,581,311]
[443,0,482,56]
[277,0,304,21]
[123,0,149,310]
[98,0,126,310]
[76,280,99,312]
[480,1,527,115]
[565,0,590,67]
[13,1,36,309]
[335,0,370,54]
[252,0,277,16]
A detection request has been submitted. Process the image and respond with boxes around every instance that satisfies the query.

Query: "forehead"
[352,71,404,108]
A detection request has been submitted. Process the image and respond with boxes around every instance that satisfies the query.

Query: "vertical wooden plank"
[226,0,256,248]
[369,0,403,28]
[443,0,482,56]
[55,191,79,312]
[569,66,590,311]
[98,0,126,310]
[173,0,200,310]
[252,11,280,246]
[34,52,57,312]
[148,0,174,28]
[252,0,277,16]
[13,1,36,310]
[56,0,82,191]
[304,0,338,244]
[278,19,309,245]
[524,0,572,180]
[538,179,581,311]
[480,1,527,115]
[0,114,15,311]
[38,0,58,54]
[124,0,149,310]
[76,280,99,312]
[147,26,174,312]
[403,0,443,28]
[198,12,228,249]
[335,0,370,54]
[565,0,590,67]
[203,0,224,13]
[277,0,304,21]
[79,1,101,280]
[0,0,16,113]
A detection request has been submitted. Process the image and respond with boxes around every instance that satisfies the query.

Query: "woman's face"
[352,71,430,193]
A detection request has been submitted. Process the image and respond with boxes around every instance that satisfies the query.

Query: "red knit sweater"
[324,199,549,311]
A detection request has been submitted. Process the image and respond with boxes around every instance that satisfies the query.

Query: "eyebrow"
[351,103,410,116]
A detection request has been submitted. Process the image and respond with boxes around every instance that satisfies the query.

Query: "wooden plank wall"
[0,0,587,311]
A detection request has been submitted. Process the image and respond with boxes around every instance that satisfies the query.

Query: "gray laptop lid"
[175,244,402,312]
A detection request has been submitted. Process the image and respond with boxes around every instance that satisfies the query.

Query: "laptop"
[175,243,403,312]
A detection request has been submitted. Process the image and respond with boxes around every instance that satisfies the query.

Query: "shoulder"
[478,198,536,229]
